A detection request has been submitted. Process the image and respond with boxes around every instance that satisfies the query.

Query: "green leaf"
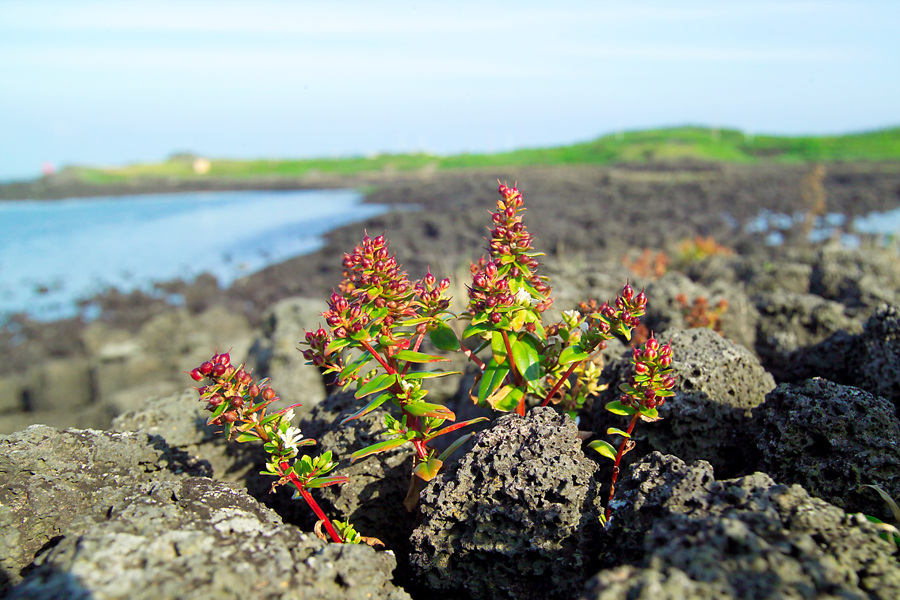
[558,345,590,366]
[350,437,408,463]
[463,322,491,339]
[422,417,489,442]
[355,373,398,399]
[478,360,510,404]
[340,351,373,381]
[606,427,631,438]
[325,337,352,355]
[235,432,260,443]
[510,336,542,392]
[605,400,638,416]
[413,457,444,482]
[588,439,618,461]
[403,401,456,420]
[430,324,461,351]
[394,350,450,363]
[341,392,393,425]
[488,385,524,412]
[404,370,462,380]
[437,432,476,463]
[491,331,508,361]
[638,405,659,419]
[306,475,349,489]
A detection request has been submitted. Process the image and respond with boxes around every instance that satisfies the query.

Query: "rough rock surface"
[589,328,775,478]
[753,290,861,379]
[409,407,603,600]
[787,305,900,411]
[753,378,900,521]
[1,425,410,600]
[111,388,302,517]
[583,452,900,600]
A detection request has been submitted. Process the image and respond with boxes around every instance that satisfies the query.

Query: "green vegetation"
[68,125,900,183]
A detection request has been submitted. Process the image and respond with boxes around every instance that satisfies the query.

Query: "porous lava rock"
[786,304,900,411]
[0,424,210,588]
[590,328,775,478]
[409,407,603,600]
[1,425,410,600]
[584,452,900,600]
[753,290,861,379]
[753,378,900,521]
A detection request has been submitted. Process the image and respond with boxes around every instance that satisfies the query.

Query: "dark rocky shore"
[2,162,900,599]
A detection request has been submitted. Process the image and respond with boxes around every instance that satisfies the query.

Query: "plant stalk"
[605,412,640,524]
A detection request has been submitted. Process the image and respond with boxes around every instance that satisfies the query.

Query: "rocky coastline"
[2,162,900,598]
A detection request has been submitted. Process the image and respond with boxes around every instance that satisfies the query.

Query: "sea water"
[0,189,387,322]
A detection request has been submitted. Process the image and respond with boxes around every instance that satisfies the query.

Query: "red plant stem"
[540,361,580,407]
[461,345,486,370]
[400,332,427,377]
[360,339,396,374]
[604,413,640,524]
[281,465,342,543]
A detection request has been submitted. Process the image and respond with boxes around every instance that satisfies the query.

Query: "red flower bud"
[199,361,213,375]
[646,337,659,351]
[622,283,634,301]
[249,384,260,397]
[212,363,227,377]
[189,368,204,381]
[262,388,275,401]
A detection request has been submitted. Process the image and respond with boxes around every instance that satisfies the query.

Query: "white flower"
[281,409,295,423]
[515,288,533,306]
[580,321,590,333]
[277,426,304,452]
[400,379,415,393]
[562,310,581,326]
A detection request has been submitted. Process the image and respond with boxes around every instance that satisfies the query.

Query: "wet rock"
[248,297,328,419]
[409,407,603,600]
[584,452,900,600]
[753,378,900,521]
[590,328,775,478]
[787,304,900,411]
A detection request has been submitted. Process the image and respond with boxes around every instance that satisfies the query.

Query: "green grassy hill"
[70,125,900,183]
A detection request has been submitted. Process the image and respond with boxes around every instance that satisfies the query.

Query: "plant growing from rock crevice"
[187,181,675,541]
[187,351,359,544]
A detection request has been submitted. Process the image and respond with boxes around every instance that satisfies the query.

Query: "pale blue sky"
[1,0,898,181]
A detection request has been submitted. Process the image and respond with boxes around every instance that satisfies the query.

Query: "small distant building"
[41,162,56,176]
[193,158,211,175]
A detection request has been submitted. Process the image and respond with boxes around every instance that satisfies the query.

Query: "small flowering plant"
[188,352,355,544]
[298,181,674,518]
[187,181,675,541]
[588,335,675,525]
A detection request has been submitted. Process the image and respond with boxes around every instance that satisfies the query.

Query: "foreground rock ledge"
[0,425,411,600]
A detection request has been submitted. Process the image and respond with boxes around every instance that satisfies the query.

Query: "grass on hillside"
[70,126,900,184]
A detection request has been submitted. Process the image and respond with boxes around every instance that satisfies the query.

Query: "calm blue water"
[745,207,900,247]
[0,189,386,322]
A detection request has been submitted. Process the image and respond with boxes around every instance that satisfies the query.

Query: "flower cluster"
[468,258,516,322]
[188,351,353,544]
[619,336,676,411]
